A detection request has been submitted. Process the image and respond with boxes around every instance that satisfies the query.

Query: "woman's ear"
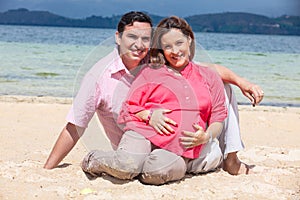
[115,31,121,45]
[188,36,192,46]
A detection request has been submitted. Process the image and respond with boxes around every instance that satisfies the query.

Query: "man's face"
[115,22,152,70]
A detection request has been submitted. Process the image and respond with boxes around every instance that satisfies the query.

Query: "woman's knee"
[188,140,223,173]
[139,149,186,185]
[115,130,151,174]
[204,140,223,168]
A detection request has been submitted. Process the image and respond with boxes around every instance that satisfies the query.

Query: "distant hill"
[0,8,299,35]
[185,12,300,35]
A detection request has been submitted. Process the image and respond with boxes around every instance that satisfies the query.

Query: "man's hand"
[239,79,264,106]
[149,109,177,135]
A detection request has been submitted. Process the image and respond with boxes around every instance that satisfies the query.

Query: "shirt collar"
[110,47,137,82]
[110,48,128,75]
[181,61,193,78]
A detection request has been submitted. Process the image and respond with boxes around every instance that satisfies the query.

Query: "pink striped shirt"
[67,48,134,149]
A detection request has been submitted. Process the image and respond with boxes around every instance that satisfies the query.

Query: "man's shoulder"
[85,49,123,77]
[93,49,120,69]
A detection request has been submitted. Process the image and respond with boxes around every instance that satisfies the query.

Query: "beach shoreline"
[2,94,299,108]
[0,95,299,199]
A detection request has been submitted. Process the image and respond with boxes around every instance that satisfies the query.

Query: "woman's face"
[160,28,191,70]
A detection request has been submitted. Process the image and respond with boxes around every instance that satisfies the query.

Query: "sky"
[0,0,299,18]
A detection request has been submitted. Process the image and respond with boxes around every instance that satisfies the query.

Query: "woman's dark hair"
[150,16,195,65]
[117,11,153,35]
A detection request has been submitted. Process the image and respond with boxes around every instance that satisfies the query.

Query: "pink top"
[118,62,227,158]
[66,48,134,149]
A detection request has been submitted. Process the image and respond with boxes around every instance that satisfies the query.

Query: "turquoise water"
[0,25,299,106]
[210,51,300,106]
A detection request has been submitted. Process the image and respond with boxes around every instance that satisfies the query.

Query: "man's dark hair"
[117,11,153,34]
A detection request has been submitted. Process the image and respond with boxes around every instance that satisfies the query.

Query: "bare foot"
[222,152,255,175]
[237,162,256,175]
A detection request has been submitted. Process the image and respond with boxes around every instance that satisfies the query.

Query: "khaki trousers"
[82,130,222,185]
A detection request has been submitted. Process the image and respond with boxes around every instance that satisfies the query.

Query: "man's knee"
[81,150,106,176]
[81,149,143,180]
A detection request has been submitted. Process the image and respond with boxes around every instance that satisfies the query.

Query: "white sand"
[0,95,299,199]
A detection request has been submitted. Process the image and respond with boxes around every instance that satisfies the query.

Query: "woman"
[82,16,227,185]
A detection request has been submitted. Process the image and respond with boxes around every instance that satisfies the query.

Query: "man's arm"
[43,123,84,169]
[200,62,264,105]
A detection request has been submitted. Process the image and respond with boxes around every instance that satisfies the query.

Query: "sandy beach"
[0,95,299,200]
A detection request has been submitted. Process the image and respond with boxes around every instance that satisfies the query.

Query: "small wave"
[35,72,60,78]
[21,67,34,70]
[244,52,267,56]
[0,79,18,83]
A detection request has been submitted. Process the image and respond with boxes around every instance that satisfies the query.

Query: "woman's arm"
[205,122,224,142]
[180,64,227,148]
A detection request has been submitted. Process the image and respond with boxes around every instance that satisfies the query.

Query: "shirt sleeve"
[66,73,100,128]
[205,67,228,124]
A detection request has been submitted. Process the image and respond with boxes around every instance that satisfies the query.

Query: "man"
[44,11,264,175]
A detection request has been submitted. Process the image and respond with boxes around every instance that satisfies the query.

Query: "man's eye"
[128,35,138,40]
[142,37,150,42]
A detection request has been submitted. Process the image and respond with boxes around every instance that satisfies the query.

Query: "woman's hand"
[149,109,177,135]
[180,124,210,148]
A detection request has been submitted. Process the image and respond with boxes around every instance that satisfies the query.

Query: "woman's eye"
[176,41,184,46]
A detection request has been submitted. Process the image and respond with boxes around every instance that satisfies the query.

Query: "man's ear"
[115,31,121,45]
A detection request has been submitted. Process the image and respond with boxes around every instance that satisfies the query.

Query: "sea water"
[0,25,299,106]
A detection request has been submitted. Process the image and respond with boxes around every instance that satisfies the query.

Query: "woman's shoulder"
[191,62,219,77]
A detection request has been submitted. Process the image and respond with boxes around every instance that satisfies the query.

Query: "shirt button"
[186,96,190,100]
